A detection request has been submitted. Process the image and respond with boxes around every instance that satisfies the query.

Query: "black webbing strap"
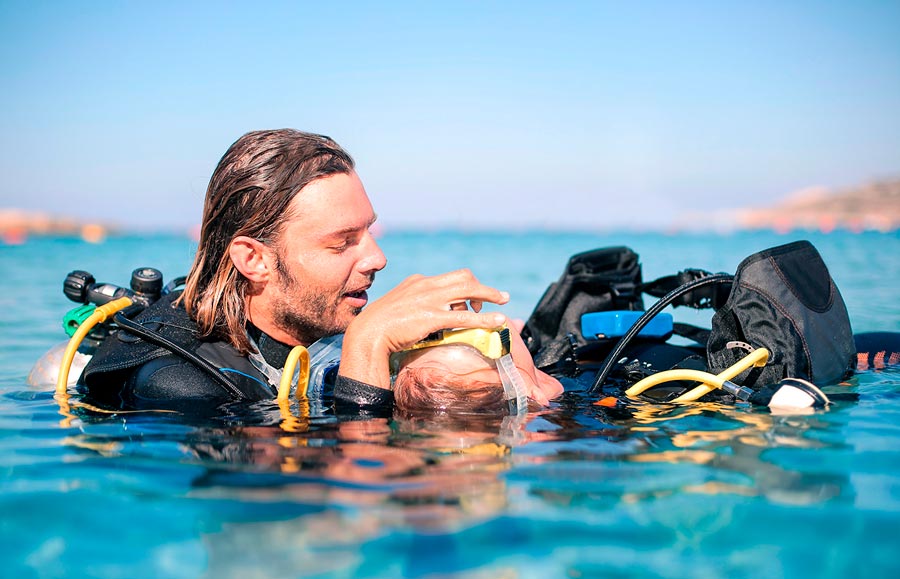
[641,269,732,309]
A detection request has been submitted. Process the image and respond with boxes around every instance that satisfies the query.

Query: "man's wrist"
[338,328,392,389]
[333,374,394,411]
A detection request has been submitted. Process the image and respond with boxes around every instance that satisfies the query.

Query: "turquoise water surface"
[1,230,899,578]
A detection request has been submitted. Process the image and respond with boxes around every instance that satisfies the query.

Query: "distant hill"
[734,178,900,233]
[5,177,899,241]
[0,209,116,244]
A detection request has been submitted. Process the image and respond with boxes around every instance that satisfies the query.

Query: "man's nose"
[358,231,387,274]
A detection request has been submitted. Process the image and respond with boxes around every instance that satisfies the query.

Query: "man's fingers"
[450,300,484,313]
[408,270,509,307]
[444,310,507,329]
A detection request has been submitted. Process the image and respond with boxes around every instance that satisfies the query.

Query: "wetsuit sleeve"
[333,374,394,416]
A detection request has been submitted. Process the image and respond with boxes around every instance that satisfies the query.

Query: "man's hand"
[339,269,510,389]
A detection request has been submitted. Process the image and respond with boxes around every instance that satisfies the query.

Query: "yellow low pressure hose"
[625,348,770,403]
[278,345,310,401]
[56,296,135,396]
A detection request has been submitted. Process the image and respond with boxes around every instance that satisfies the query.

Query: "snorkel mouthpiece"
[496,327,528,415]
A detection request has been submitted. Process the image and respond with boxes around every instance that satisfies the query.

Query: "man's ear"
[229,236,273,283]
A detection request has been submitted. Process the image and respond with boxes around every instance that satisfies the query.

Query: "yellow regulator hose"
[276,345,311,433]
[277,345,310,401]
[625,348,770,403]
[56,297,134,396]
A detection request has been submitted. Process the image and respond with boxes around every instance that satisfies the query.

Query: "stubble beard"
[270,248,366,344]
[270,272,363,344]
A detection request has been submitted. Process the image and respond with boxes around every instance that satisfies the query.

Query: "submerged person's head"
[393,338,563,415]
[393,345,510,414]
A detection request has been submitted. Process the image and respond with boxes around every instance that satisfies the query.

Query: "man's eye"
[330,237,355,252]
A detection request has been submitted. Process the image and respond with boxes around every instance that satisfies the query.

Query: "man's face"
[267,171,387,344]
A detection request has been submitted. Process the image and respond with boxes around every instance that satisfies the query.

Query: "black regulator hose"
[113,306,246,399]
[589,273,735,394]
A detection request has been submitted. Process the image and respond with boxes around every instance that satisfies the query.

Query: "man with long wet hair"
[81,129,511,411]
[182,130,360,354]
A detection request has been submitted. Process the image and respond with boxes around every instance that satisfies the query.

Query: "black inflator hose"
[589,273,735,393]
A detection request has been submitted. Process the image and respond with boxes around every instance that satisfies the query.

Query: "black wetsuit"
[79,291,393,414]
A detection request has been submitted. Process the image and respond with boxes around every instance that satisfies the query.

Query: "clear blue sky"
[1,1,898,231]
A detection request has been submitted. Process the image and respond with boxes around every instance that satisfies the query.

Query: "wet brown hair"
[181,129,354,353]
[393,366,509,415]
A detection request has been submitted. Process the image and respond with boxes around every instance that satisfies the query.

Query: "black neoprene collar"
[246,323,294,369]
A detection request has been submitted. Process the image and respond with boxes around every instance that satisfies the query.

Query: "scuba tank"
[28,268,165,388]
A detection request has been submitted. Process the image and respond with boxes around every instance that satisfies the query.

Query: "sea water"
[1,230,899,578]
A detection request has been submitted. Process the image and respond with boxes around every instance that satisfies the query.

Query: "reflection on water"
[3,368,898,577]
[53,385,854,522]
